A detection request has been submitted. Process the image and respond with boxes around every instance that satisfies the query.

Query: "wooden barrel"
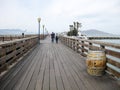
[86,50,106,76]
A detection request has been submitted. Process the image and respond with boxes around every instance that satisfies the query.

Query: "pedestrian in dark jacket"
[51,32,55,43]
[55,33,59,43]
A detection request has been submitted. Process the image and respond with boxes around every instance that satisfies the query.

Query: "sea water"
[93,39,120,53]
[95,39,120,44]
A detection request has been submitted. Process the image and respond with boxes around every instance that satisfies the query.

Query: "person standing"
[51,32,55,43]
[55,33,59,43]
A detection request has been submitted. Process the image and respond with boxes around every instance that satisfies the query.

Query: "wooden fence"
[0,34,48,41]
[0,35,24,41]
[0,36,38,73]
[60,36,120,79]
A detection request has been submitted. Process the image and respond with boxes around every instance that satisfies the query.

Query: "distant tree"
[72,29,78,36]
[67,29,78,36]
[67,31,72,36]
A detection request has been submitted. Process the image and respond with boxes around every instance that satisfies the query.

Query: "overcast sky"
[0,0,120,34]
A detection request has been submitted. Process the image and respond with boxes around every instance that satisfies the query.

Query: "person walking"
[55,33,59,43]
[51,32,55,43]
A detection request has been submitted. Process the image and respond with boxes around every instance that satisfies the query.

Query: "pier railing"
[0,36,38,73]
[0,34,48,41]
[60,36,120,79]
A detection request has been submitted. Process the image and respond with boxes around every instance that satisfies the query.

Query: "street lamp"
[38,17,41,44]
[43,25,45,39]
[45,28,47,35]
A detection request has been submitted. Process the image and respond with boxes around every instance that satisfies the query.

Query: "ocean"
[94,39,120,53]
[94,39,120,44]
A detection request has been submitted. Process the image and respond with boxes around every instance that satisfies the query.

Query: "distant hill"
[81,29,118,37]
[0,29,34,35]
[0,29,24,35]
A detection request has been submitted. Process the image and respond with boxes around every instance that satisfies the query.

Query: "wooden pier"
[0,36,120,90]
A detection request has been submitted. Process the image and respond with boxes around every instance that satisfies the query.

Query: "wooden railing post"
[65,38,67,45]
[14,42,17,62]
[89,42,93,50]
[10,36,12,41]
[3,37,4,42]
[68,38,70,47]
[72,39,73,49]
[73,39,75,51]
[69,38,71,48]
[100,45,105,51]
[3,45,7,70]
[63,37,65,44]
[76,40,79,52]
[70,39,72,49]
[81,41,84,56]
[67,38,69,46]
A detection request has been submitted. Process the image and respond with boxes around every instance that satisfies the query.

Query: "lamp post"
[38,17,41,44]
[43,25,45,39]
[45,28,47,35]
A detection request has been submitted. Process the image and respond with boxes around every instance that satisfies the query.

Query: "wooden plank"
[55,44,80,90]
[0,48,5,57]
[7,46,39,90]
[13,46,41,90]
[107,58,120,68]
[19,46,42,90]
[0,56,6,65]
[53,46,72,90]
[57,44,88,90]
[106,49,120,58]
[56,56,72,90]
[49,45,57,90]
[0,36,37,46]
[35,45,48,90]
[53,50,64,90]
[79,39,120,49]
[107,67,120,78]
[65,55,93,90]
[42,45,50,90]
[27,46,44,90]
[6,51,15,61]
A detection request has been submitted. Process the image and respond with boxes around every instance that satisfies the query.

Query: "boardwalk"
[0,37,119,90]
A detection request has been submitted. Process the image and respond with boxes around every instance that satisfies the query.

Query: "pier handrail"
[0,36,38,73]
[0,34,48,41]
[60,36,120,79]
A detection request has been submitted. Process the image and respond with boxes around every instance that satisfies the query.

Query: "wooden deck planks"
[25,46,44,90]
[35,44,49,90]
[58,46,87,90]
[55,44,85,90]
[12,47,41,90]
[0,37,120,90]
[13,46,42,90]
[42,45,50,90]
[53,45,72,90]
[49,45,57,90]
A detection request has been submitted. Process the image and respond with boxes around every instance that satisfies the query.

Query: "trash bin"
[86,50,106,76]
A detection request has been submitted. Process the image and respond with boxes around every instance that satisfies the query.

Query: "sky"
[0,0,120,34]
